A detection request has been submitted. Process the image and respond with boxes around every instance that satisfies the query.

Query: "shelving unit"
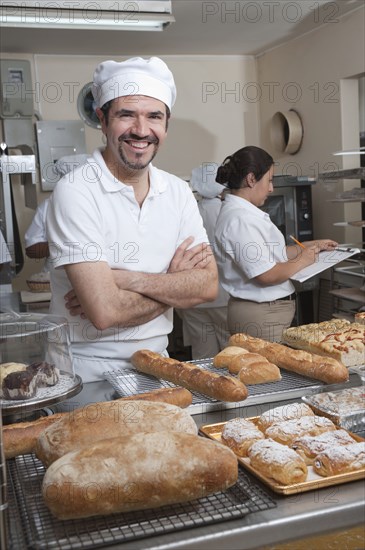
[319,167,365,320]
[329,262,365,320]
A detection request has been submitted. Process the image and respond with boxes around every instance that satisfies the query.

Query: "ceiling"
[0,0,363,56]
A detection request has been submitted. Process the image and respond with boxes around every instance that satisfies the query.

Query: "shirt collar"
[91,148,168,195]
[225,193,270,220]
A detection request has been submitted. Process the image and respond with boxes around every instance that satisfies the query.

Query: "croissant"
[265,415,336,446]
[292,429,356,464]
[313,442,365,476]
[221,418,264,457]
[257,403,315,432]
[248,438,308,485]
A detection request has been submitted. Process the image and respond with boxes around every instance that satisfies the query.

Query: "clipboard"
[290,247,360,283]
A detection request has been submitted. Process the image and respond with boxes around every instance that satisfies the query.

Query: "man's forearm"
[114,290,169,327]
[113,267,218,309]
[65,263,169,330]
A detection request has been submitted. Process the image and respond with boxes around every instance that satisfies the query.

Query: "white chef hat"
[92,57,176,110]
[190,163,225,199]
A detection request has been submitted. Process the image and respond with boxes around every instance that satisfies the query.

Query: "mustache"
[118,132,159,144]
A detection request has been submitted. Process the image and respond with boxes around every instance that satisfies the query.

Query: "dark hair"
[100,99,171,130]
[215,146,274,190]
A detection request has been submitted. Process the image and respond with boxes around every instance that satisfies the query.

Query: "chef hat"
[190,163,225,199]
[54,154,90,177]
[92,57,176,110]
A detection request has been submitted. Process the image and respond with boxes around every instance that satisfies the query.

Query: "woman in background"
[214,146,337,341]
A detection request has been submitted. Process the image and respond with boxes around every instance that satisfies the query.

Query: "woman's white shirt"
[215,194,295,302]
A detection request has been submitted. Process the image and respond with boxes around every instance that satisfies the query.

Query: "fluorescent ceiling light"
[0,6,175,31]
[333,147,365,156]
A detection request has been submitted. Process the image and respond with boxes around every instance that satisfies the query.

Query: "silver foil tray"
[104,359,325,415]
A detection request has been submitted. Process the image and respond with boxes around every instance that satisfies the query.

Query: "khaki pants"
[177,307,230,359]
[228,296,296,342]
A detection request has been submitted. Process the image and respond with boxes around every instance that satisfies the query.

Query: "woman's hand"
[303,239,338,251]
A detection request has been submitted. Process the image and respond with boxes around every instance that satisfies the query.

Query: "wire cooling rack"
[104,358,325,415]
[7,453,276,550]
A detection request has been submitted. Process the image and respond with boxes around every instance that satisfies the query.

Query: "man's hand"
[64,288,87,318]
[168,236,213,273]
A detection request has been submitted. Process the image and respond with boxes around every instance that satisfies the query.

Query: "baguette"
[228,333,349,384]
[36,400,198,467]
[2,387,193,459]
[42,431,238,519]
[2,413,65,459]
[119,386,193,407]
[131,350,248,402]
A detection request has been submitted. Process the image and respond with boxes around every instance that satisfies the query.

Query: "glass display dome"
[0,312,81,413]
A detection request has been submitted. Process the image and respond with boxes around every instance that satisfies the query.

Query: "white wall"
[257,8,365,244]
[3,7,364,291]
[2,54,259,289]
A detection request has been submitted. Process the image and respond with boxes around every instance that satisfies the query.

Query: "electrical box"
[36,120,86,191]
[0,59,34,118]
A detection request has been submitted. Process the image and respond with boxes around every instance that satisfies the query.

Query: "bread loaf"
[234,356,281,384]
[3,413,65,459]
[131,350,248,402]
[213,347,248,368]
[35,400,197,466]
[248,438,308,485]
[228,333,349,384]
[3,387,193,459]
[292,430,356,464]
[119,386,193,407]
[221,418,264,457]
[42,431,238,519]
[257,402,315,432]
[265,415,336,446]
[313,441,365,476]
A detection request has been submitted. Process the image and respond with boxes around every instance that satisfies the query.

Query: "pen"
[289,235,306,249]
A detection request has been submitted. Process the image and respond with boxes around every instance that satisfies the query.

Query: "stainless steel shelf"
[319,167,365,180]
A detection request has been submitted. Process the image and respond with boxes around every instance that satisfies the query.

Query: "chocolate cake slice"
[1,361,59,401]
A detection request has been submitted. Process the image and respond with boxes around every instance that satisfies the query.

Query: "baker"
[214,145,337,342]
[47,56,218,382]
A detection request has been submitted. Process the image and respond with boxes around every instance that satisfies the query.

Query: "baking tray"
[6,452,276,550]
[0,374,83,416]
[302,386,365,432]
[104,359,325,415]
[199,418,365,495]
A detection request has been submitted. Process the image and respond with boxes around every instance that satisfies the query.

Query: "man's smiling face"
[98,95,168,174]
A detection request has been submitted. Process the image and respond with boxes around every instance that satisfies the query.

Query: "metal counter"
[7,379,365,550]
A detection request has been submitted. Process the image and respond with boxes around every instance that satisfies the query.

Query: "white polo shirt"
[215,194,295,302]
[46,148,208,363]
